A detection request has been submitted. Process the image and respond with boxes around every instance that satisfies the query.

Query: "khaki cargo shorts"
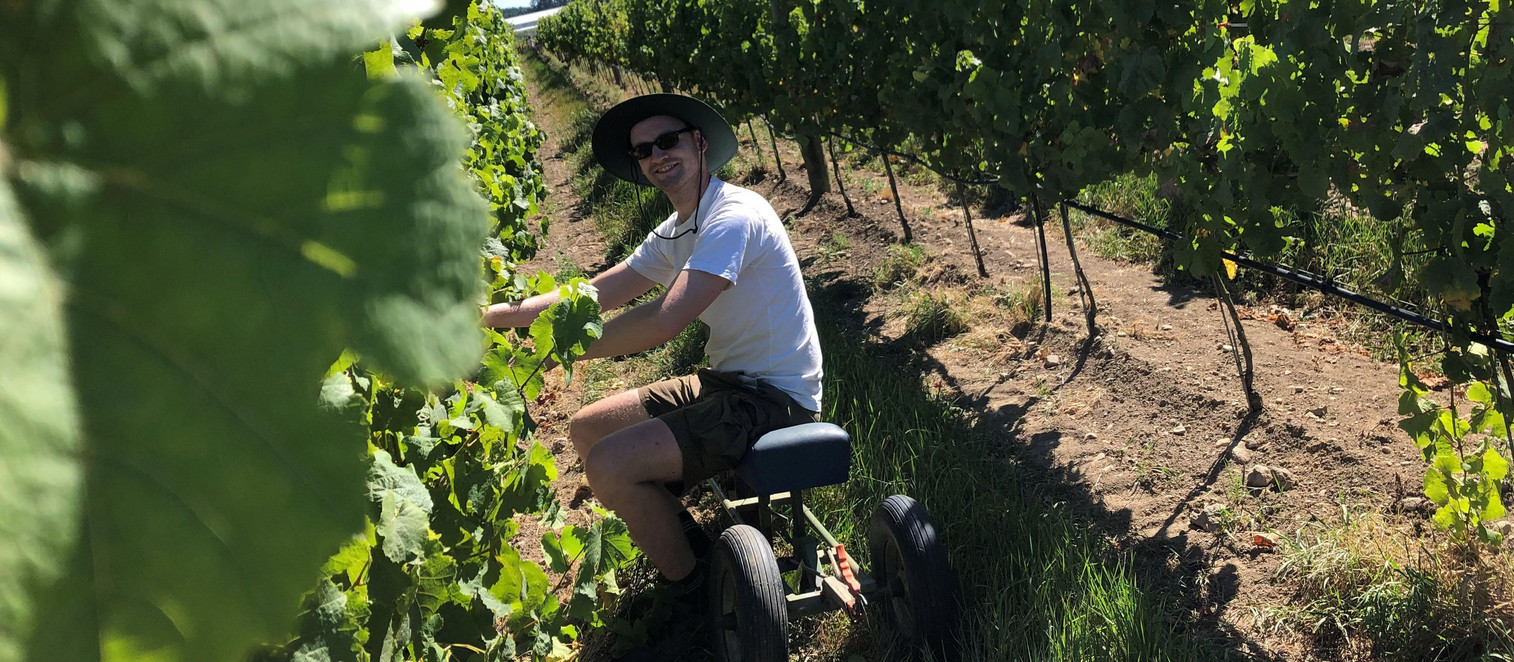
[639,368,821,486]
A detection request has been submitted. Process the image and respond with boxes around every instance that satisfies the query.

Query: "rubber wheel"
[868,494,957,657]
[708,524,788,662]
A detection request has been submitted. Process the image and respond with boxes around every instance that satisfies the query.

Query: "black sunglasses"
[628,127,696,160]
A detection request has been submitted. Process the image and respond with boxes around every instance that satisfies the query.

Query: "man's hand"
[575,269,729,361]
[482,263,657,329]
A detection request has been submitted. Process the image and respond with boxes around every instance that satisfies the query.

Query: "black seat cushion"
[734,422,851,495]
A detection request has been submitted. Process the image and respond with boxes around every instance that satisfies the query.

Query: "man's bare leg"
[568,388,651,459]
[583,418,695,580]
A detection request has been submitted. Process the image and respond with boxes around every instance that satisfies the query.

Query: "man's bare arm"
[482,262,658,328]
[576,269,728,361]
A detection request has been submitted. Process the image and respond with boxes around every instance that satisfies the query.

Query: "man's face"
[629,115,703,191]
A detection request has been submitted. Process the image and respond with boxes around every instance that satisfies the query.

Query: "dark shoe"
[667,557,708,615]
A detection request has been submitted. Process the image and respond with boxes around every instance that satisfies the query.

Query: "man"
[482,94,823,597]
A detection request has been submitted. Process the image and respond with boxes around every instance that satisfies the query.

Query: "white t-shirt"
[626,178,823,412]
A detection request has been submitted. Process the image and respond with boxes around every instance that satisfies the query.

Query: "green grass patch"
[1069,173,1170,265]
[903,291,969,343]
[874,243,926,289]
[810,313,1210,660]
[993,277,1045,331]
[1268,508,1514,660]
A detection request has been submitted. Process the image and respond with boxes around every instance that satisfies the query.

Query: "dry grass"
[1261,507,1514,660]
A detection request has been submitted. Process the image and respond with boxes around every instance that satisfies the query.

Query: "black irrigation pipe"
[1062,200,1514,355]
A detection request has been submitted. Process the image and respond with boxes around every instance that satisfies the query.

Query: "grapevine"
[538,0,1514,548]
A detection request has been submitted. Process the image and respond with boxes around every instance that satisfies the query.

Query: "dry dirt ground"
[510,59,1502,660]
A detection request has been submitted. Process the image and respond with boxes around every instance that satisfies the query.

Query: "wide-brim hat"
[591,94,738,185]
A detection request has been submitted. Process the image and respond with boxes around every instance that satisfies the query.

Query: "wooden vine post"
[1057,201,1099,338]
[1028,194,1054,323]
[880,149,912,243]
[1213,272,1263,411]
[828,137,857,216]
[745,120,766,172]
[763,118,787,181]
[956,182,988,277]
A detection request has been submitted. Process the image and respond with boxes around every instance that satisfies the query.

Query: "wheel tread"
[869,494,958,657]
[709,524,788,662]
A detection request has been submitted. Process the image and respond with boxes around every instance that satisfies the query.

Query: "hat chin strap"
[645,141,705,241]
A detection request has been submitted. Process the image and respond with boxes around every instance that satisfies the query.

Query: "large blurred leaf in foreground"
[0,0,490,659]
[0,180,82,662]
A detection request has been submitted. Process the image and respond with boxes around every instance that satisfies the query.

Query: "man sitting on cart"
[482,94,823,599]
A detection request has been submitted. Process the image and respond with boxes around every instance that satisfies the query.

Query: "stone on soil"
[1246,465,1274,489]
[1394,497,1434,518]
[1271,467,1296,490]
[1192,503,1228,533]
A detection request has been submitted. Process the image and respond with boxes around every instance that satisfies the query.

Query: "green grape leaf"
[1424,462,1453,506]
[320,535,374,586]
[477,389,523,434]
[1470,404,1506,437]
[0,181,82,662]
[1468,381,1496,406]
[1492,236,1514,317]
[3,0,492,658]
[599,515,636,566]
[320,370,371,417]
[1477,523,1505,548]
[528,281,604,370]
[1117,49,1165,99]
[1442,344,1493,384]
[373,387,426,435]
[458,565,513,621]
[1481,482,1507,522]
[289,579,362,662]
[369,450,435,513]
[1432,504,1460,531]
[1484,446,1510,482]
[369,450,434,565]
[1399,410,1437,449]
[542,526,584,575]
[499,442,558,518]
[489,547,550,619]
[539,498,568,531]
[377,492,432,565]
[515,355,549,401]
[413,547,461,617]
[446,443,496,518]
[1422,257,1481,312]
